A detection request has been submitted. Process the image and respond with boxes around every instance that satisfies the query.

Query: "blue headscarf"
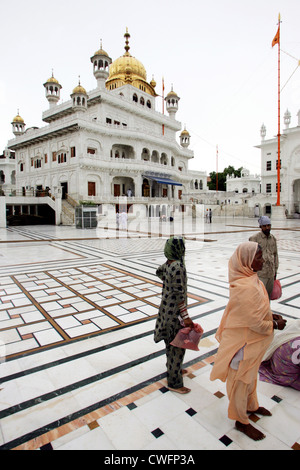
[258,216,271,226]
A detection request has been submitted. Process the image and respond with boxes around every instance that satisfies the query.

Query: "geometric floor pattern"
[0,217,299,451]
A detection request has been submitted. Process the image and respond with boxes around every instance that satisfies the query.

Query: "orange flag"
[272,27,279,47]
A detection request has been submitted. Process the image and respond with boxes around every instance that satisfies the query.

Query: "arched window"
[140,97,145,105]
[133,94,138,102]
[146,100,151,108]
[161,153,168,165]
[142,148,150,161]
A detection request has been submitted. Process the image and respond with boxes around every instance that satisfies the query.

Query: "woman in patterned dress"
[154,237,193,394]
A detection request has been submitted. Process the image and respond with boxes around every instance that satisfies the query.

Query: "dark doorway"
[7,204,55,225]
[61,182,68,199]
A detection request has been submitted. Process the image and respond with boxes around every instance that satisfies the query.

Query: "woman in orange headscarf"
[210,242,286,441]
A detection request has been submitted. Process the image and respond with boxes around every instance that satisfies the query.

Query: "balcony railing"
[0,189,55,199]
[82,195,187,205]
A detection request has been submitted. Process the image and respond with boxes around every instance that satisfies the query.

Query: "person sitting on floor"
[259,319,300,391]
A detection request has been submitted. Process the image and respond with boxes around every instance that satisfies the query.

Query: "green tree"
[208,166,242,191]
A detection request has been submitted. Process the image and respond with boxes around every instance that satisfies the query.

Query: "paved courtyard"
[0,216,299,451]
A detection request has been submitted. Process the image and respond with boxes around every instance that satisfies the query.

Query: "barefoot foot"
[249,407,272,416]
[168,386,191,394]
[235,421,266,441]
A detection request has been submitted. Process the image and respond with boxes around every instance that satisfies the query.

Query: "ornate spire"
[124,27,130,55]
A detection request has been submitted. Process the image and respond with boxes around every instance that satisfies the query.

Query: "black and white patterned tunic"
[154,260,187,345]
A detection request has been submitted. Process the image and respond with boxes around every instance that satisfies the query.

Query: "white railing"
[83,195,188,205]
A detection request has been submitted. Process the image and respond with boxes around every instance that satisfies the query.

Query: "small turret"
[11,111,25,136]
[71,77,88,112]
[90,40,112,89]
[165,85,180,119]
[43,71,62,108]
[180,126,190,148]
[260,123,266,141]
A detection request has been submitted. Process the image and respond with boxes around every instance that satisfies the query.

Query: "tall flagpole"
[275,14,281,206]
[162,76,165,115]
[162,77,165,135]
[216,145,218,193]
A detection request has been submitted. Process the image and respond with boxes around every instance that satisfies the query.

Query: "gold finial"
[124,27,130,55]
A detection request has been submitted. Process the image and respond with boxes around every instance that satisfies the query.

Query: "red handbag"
[270,279,282,300]
[170,323,204,351]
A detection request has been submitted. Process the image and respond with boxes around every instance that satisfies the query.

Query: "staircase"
[61,196,77,225]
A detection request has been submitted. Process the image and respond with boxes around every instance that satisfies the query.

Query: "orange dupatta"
[210,242,273,383]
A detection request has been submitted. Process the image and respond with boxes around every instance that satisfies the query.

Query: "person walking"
[120,210,127,230]
[210,242,286,441]
[249,216,279,299]
[154,237,193,394]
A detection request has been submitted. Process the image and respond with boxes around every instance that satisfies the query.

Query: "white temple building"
[255,110,300,217]
[0,147,16,196]
[5,30,207,226]
[226,168,261,195]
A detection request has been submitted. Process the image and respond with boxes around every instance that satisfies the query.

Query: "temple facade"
[6,30,207,224]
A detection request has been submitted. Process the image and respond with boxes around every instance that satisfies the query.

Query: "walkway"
[0,217,299,451]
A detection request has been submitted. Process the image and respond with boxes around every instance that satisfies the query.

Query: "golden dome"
[108,53,147,82]
[150,76,157,88]
[94,47,109,57]
[166,89,178,98]
[93,40,109,57]
[44,71,61,86]
[106,29,156,97]
[46,76,60,84]
[12,113,24,123]
[72,81,87,95]
[181,128,190,136]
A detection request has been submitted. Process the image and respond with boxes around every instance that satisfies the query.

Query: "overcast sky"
[0,0,299,176]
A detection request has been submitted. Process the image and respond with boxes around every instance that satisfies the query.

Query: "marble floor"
[0,216,299,451]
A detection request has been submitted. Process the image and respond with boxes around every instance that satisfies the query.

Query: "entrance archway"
[293,179,300,213]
